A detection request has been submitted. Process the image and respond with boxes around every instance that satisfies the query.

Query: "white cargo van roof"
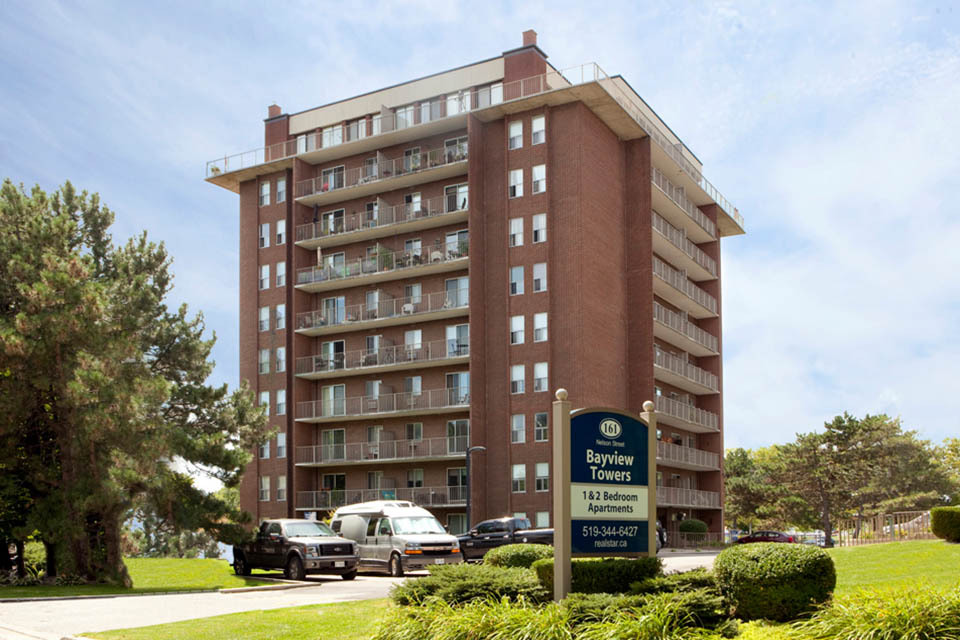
[332,500,433,518]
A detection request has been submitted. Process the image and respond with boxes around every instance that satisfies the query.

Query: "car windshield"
[390,516,445,535]
[285,521,335,537]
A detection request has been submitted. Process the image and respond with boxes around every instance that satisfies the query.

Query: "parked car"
[330,500,462,576]
[457,517,554,561]
[232,519,359,580]
[734,530,795,544]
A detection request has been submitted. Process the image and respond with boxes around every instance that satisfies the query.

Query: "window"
[509,218,523,247]
[532,115,545,145]
[513,512,527,521]
[447,513,467,536]
[277,475,287,502]
[322,427,346,458]
[536,463,549,491]
[404,146,421,172]
[533,213,546,243]
[512,464,526,493]
[259,182,270,207]
[405,329,422,351]
[404,237,422,258]
[259,264,269,290]
[447,419,470,453]
[276,431,286,457]
[508,169,523,198]
[445,183,468,212]
[510,315,524,345]
[535,412,548,442]
[533,263,547,292]
[258,437,269,458]
[447,276,469,307]
[276,304,286,330]
[276,390,286,417]
[510,266,524,295]
[446,91,469,115]
[405,283,422,305]
[405,422,423,441]
[404,375,422,396]
[532,164,546,194]
[321,166,344,191]
[277,179,286,203]
[445,136,468,161]
[276,218,285,244]
[276,347,286,373]
[322,124,343,147]
[396,105,414,129]
[258,307,269,332]
[534,312,548,342]
[446,323,469,357]
[259,222,270,248]
[407,468,424,488]
[372,114,382,136]
[508,121,523,149]
[477,82,503,107]
[276,261,286,287]
[258,349,270,374]
[511,414,525,444]
[511,365,525,394]
[258,476,270,501]
[534,362,548,392]
[536,511,549,528]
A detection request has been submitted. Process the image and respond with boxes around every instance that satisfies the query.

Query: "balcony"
[656,486,722,509]
[295,195,469,250]
[655,395,719,434]
[651,167,716,242]
[296,339,469,380]
[653,348,719,395]
[652,302,718,357]
[656,441,721,472]
[295,485,466,511]
[295,435,468,467]
[294,144,468,208]
[296,387,470,423]
[296,245,469,294]
[296,288,469,337]
[652,256,717,319]
[651,211,717,281]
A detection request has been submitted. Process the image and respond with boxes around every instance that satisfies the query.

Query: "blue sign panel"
[569,410,649,555]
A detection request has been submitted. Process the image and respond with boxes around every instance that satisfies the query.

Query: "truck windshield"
[390,516,446,535]
[285,521,335,537]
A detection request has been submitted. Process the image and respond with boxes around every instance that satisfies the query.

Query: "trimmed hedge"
[484,543,554,569]
[931,506,960,542]
[678,518,708,534]
[630,567,718,595]
[389,563,548,606]
[713,542,835,622]
[532,556,662,594]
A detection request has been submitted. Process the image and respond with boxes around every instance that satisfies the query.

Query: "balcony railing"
[294,144,468,200]
[656,440,721,470]
[651,211,717,277]
[296,244,469,288]
[655,396,719,432]
[651,167,717,239]
[652,302,718,354]
[297,288,469,333]
[656,486,722,508]
[296,387,470,421]
[296,339,469,377]
[654,348,719,392]
[296,195,467,244]
[295,435,469,466]
[652,257,717,315]
[296,485,467,510]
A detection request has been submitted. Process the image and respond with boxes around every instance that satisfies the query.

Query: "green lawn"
[826,539,960,594]
[0,558,274,599]
[86,599,389,640]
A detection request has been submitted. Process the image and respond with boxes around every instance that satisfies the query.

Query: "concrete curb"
[0,577,314,603]
[0,623,88,640]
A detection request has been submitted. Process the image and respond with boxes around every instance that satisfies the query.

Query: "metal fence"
[835,511,936,546]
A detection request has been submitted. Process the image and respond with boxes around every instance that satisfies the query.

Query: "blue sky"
[2,1,959,450]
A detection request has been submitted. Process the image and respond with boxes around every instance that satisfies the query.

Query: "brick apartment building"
[206,31,745,537]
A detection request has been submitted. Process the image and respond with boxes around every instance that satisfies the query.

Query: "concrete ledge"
[0,576,313,603]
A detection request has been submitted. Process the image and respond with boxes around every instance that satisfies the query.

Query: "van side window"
[378,519,392,536]
[331,520,341,533]
[366,518,379,538]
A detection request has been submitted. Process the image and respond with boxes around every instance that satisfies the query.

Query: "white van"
[330,500,463,576]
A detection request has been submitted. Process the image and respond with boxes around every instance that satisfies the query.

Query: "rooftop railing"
[296,288,469,333]
[295,485,466,510]
[655,395,719,432]
[296,387,470,421]
[651,211,717,277]
[651,167,716,239]
[652,257,717,314]
[656,486,722,508]
[652,302,719,354]
[296,339,469,377]
[295,435,469,466]
[654,348,719,392]
[296,243,469,288]
[656,440,721,470]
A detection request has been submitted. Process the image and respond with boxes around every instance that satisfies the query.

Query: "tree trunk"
[0,540,12,572]
[43,540,57,578]
[14,540,25,578]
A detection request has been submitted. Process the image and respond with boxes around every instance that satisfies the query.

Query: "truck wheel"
[389,553,404,577]
[285,556,306,581]
[341,569,357,581]
[233,554,252,576]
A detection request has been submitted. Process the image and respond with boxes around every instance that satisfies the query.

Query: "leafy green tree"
[937,438,960,504]
[0,180,268,585]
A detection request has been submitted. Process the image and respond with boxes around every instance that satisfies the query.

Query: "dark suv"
[233,519,359,580]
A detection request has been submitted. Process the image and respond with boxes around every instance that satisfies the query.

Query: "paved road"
[0,552,718,639]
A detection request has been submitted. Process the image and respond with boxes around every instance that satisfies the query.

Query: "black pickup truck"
[457,517,554,561]
[233,518,359,580]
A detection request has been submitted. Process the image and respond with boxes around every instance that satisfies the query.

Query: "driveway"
[660,549,719,573]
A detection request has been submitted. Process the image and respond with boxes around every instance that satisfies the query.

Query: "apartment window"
[404,146,421,172]
[509,218,523,247]
[276,431,286,457]
[536,463,549,492]
[258,349,270,374]
[513,512,527,521]
[511,414,525,444]
[407,468,424,488]
[276,347,286,373]
[510,266,524,295]
[508,169,523,198]
[532,115,545,145]
[534,313,547,342]
[258,476,270,501]
[259,390,270,417]
[510,315,524,345]
[277,180,286,203]
[445,183,468,212]
[372,114,382,136]
[533,213,546,243]
[276,261,286,287]
[258,307,269,332]
[258,222,270,248]
[511,365,525,394]
[536,511,549,528]
[477,82,503,107]
[405,422,423,441]
[535,412,548,442]
[405,329,422,351]
[259,182,270,207]
[405,283,422,305]
[446,91,469,115]
[277,475,287,502]
[404,238,422,258]
[532,164,546,194]
[324,125,344,147]
[276,390,286,416]
[258,438,269,458]
[508,121,523,149]
[276,304,285,330]
[321,166,345,191]
[259,264,269,290]
[512,464,526,493]
[404,375,422,397]
[276,218,286,244]
[396,105,415,129]
[533,262,547,292]
[534,362,548,392]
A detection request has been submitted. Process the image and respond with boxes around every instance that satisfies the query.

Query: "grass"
[86,599,389,640]
[826,539,960,594]
[0,558,274,599]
